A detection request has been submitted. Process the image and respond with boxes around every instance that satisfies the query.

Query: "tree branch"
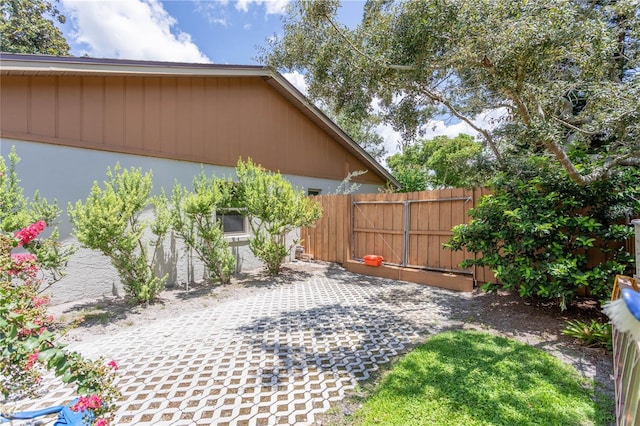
[543,138,640,185]
[552,116,597,135]
[320,9,509,164]
[481,56,532,124]
[435,92,502,164]
[322,11,416,71]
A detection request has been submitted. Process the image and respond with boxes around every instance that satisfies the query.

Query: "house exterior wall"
[0,74,385,186]
[1,139,382,305]
[0,68,391,305]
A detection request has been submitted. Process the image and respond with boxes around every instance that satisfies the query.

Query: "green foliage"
[386,144,429,192]
[265,0,640,186]
[386,134,488,191]
[0,229,119,424]
[0,0,70,55]
[0,147,75,284]
[335,114,387,162]
[170,171,236,284]
[68,164,169,304]
[447,162,639,308]
[562,320,613,350]
[351,331,614,425]
[236,158,322,275]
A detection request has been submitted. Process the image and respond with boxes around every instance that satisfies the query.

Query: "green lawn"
[349,330,614,426]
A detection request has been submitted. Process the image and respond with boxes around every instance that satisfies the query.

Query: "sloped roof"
[0,53,399,188]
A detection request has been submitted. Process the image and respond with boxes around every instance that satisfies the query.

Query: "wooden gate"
[301,188,495,292]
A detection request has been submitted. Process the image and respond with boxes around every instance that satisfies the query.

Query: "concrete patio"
[8,262,609,425]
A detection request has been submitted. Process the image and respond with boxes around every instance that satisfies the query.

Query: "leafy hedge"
[447,163,639,309]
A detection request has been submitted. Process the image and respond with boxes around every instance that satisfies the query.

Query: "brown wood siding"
[1,75,384,185]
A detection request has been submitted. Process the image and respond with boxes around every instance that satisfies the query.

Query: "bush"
[0,225,119,425]
[170,171,236,284]
[0,147,75,284]
[446,162,638,309]
[236,159,322,275]
[562,320,612,350]
[68,164,169,304]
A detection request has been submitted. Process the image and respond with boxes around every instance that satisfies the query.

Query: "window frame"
[216,208,249,237]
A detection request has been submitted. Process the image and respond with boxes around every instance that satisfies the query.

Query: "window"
[308,188,322,196]
[216,209,248,235]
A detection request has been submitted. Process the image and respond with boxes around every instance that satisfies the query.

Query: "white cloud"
[279,72,507,161]
[235,0,289,15]
[282,71,308,95]
[376,108,509,157]
[62,0,210,63]
[194,1,228,27]
[422,108,508,140]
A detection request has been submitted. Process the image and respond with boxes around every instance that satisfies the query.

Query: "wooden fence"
[300,188,494,292]
[301,189,636,292]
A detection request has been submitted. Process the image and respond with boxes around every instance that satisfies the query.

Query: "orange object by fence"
[363,255,384,267]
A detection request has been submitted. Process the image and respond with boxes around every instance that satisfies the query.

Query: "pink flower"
[107,360,119,371]
[24,350,39,370]
[71,395,103,412]
[94,418,110,426]
[14,221,46,246]
[9,253,38,276]
[31,295,50,308]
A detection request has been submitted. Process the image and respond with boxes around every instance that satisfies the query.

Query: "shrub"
[170,171,236,284]
[236,159,322,275]
[0,147,75,284]
[0,225,119,425]
[446,162,638,309]
[562,319,612,350]
[68,164,169,304]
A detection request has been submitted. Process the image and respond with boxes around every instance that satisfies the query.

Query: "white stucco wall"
[1,139,384,304]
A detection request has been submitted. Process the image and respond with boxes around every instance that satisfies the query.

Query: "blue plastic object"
[0,399,92,425]
[622,287,640,321]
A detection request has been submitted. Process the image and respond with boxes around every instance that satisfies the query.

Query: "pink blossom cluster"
[14,221,46,246]
[17,325,45,337]
[71,394,103,412]
[24,350,39,371]
[107,360,119,371]
[31,294,50,308]
[8,253,38,276]
[94,418,110,426]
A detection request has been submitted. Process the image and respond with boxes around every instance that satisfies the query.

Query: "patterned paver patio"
[15,263,471,425]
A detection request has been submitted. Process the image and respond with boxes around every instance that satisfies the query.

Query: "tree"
[387,134,489,190]
[236,158,322,275]
[69,164,170,304]
[263,0,639,186]
[335,113,387,162]
[170,171,236,284]
[0,0,70,55]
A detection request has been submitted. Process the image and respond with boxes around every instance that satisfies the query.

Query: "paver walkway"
[12,265,475,425]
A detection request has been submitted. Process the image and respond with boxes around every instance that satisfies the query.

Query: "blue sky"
[56,0,490,156]
[58,0,365,65]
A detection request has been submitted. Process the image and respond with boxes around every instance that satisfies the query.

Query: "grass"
[348,330,614,426]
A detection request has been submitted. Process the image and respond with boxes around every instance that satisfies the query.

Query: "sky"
[57,0,487,158]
